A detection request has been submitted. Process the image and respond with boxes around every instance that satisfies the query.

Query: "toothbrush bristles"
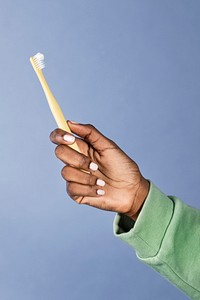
[33,52,45,70]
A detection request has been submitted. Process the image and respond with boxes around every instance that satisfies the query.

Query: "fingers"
[61,166,106,199]
[49,127,88,154]
[67,121,117,152]
[67,182,105,198]
[55,144,98,171]
[50,121,117,154]
[61,165,101,186]
[50,128,75,145]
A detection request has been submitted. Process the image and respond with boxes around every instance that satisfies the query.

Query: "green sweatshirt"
[113,182,200,299]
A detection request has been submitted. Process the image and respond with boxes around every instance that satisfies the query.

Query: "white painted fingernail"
[96,179,105,187]
[89,162,98,171]
[63,134,75,143]
[97,189,105,196]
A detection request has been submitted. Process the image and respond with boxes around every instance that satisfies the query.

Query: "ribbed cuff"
[113,182,174,258]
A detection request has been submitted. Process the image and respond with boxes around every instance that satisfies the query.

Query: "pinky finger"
[66,182,105,199]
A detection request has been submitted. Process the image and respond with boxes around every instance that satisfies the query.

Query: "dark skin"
[50,121,150,221]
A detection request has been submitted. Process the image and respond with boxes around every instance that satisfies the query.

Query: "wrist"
[127,178,150,221]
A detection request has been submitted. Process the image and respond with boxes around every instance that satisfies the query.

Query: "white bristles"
[32,52,45,70]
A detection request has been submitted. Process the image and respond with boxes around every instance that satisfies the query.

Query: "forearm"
[114,182,200,299]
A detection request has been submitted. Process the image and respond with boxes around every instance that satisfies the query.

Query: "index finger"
[50,128,74,145]
[49,128,89,155]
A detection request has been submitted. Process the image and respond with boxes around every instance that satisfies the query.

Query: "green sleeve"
[113,182,200,299]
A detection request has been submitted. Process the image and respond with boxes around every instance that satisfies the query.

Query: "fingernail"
[69,120,79,124]
[89,162,98,171]
[63,134,75,143]
[96,179,105,187]
[97,189,105,196]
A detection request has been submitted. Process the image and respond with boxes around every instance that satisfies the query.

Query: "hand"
[50,122,149,220]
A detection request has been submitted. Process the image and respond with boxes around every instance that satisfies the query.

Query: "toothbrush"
[30,52,80,152]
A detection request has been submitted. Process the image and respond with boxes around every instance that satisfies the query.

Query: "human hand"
[50,122,149,220]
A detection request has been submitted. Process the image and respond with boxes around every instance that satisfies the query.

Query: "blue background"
[0,0,200,299]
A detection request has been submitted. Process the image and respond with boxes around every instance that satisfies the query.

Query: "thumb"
[68,121,115,152]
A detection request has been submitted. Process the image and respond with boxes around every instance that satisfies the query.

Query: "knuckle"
[87,185,94,194]
[85,124,96,136]
[78,155,87,168]
[61,166,67,179]
[49,130,54,141]
[86,124,95,130]
[107,137,117,148]
[55,145,65,158]
[89,176,95,186]
[66,182,73,196]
